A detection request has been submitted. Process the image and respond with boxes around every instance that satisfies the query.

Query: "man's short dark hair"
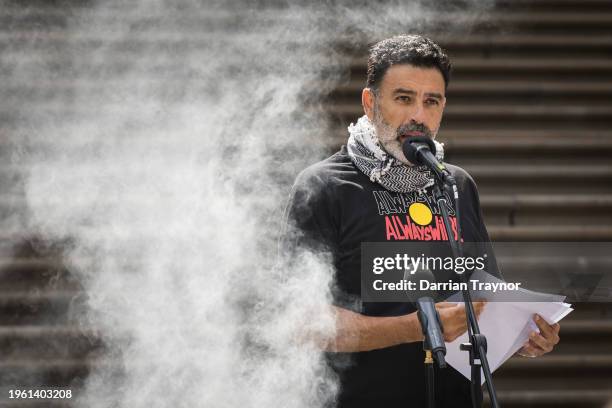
[366,34,451,91]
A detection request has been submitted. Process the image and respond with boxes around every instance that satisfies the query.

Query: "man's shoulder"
[444,162,483,209]
[294,146,359,189]
[445,162,477,188]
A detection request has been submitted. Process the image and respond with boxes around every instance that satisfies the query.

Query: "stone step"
[0,326,102,360]
[495,0,612,13]
[2,32,604,49]
[0,345,609,406]
[456,164,612,180]
[1,7,612,33]
[0,358,94,389]
[0,253,610,294]
[0,352,608,385]
[464,164,612,194]
[0,191,610,231]
[334,80,612,96]
[485,389,612,408]
[330,104,612,124]
[2,53,612,82]
[1,31,611,60]
[329,128,612,152]
[493,377,612,393]
[329,106,612,133]
[12,224,601,247]
[481,194,612,227]
[11,80,612,106]
[0,318,604,361]
[0,290,83,325]
[330,130,612,165]
[482,194,612,210]
[2,129,611,170]
[1,6,611,20]
[489,226,612,241]
[0,258,77,291]
[8,127,612,144]
[0,402,71,408]
[441,133,612,153]
[3,164,605,189]
[345,34,612,58]
[486,192,612,204]
[0,0,611,13]
[502,354,612,371]
[329,80,612,106]
[348,57,612,82]
[2,192,609,230]
[422,35,612,59]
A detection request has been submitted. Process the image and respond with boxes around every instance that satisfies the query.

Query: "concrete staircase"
[0,0,611,407]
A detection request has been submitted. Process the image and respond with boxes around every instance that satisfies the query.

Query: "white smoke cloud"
[1,1,494,407]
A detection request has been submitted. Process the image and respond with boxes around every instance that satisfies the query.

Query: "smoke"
[1,0,494,407]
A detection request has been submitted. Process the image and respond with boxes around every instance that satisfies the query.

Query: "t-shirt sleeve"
[280,169,338,260]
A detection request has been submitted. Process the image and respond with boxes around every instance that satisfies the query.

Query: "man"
[284,35,560,407]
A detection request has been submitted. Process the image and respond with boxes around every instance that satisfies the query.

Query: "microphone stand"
[431,178,500,408]
[404,269,445,408]
[424,347,436,408]
[417,296,446,408]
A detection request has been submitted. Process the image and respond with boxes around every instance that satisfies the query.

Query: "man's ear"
[362,88,375,121]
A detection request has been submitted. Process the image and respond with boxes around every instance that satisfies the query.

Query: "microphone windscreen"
[402,140,419,164]
[402,136,437,165]
[403,265,438,302]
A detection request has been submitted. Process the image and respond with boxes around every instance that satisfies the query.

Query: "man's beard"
[372,102,434,166]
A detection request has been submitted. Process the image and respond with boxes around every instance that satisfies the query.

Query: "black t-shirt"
[283,146,498,408]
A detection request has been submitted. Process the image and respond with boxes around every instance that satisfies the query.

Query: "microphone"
[402,136,455,186]
[404,267,447,368]
[416,297,447,368]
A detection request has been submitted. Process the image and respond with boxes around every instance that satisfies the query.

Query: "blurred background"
[0,0,611,407]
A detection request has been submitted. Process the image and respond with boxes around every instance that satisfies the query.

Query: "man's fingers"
[534,315,560,345]
[518,343,540,358]
[473,301,487,310]
[529,332,553,353]
[519,317,561,358]
[534,315,554,337]
[435,302,458,309]
[473,301,487,317]
[436,302,485,310]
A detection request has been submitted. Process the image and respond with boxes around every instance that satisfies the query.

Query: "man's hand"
[517,314,560,358]
[435,301,486,342]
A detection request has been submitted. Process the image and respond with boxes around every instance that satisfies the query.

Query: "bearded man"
[284,34,560,408]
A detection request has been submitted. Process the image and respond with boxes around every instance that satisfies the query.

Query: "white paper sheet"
[443,301,573,383]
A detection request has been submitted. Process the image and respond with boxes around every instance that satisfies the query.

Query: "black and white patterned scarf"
[346,115,445,193]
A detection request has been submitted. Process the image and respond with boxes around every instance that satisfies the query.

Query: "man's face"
[362,64,446,165]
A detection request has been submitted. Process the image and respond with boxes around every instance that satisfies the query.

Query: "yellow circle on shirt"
[409,203,433,226]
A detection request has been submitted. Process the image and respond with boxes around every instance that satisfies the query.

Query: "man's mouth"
[399,132,426,143]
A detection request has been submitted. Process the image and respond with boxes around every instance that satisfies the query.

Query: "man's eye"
[397,96,412,103]
[425,99,440,106]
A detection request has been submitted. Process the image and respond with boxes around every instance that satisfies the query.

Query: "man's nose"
[404,101,425,123]
[408,100,427,123]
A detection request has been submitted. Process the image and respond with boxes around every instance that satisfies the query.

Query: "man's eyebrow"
[392,88,416,95]
[425,92,443,99]
[392,88,443,100]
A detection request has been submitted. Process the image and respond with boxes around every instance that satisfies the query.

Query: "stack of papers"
[443,271,574,382]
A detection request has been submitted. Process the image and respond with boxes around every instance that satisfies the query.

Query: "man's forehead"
[380,64,445,94]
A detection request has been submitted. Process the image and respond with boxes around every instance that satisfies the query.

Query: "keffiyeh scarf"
[347,115,445,193]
